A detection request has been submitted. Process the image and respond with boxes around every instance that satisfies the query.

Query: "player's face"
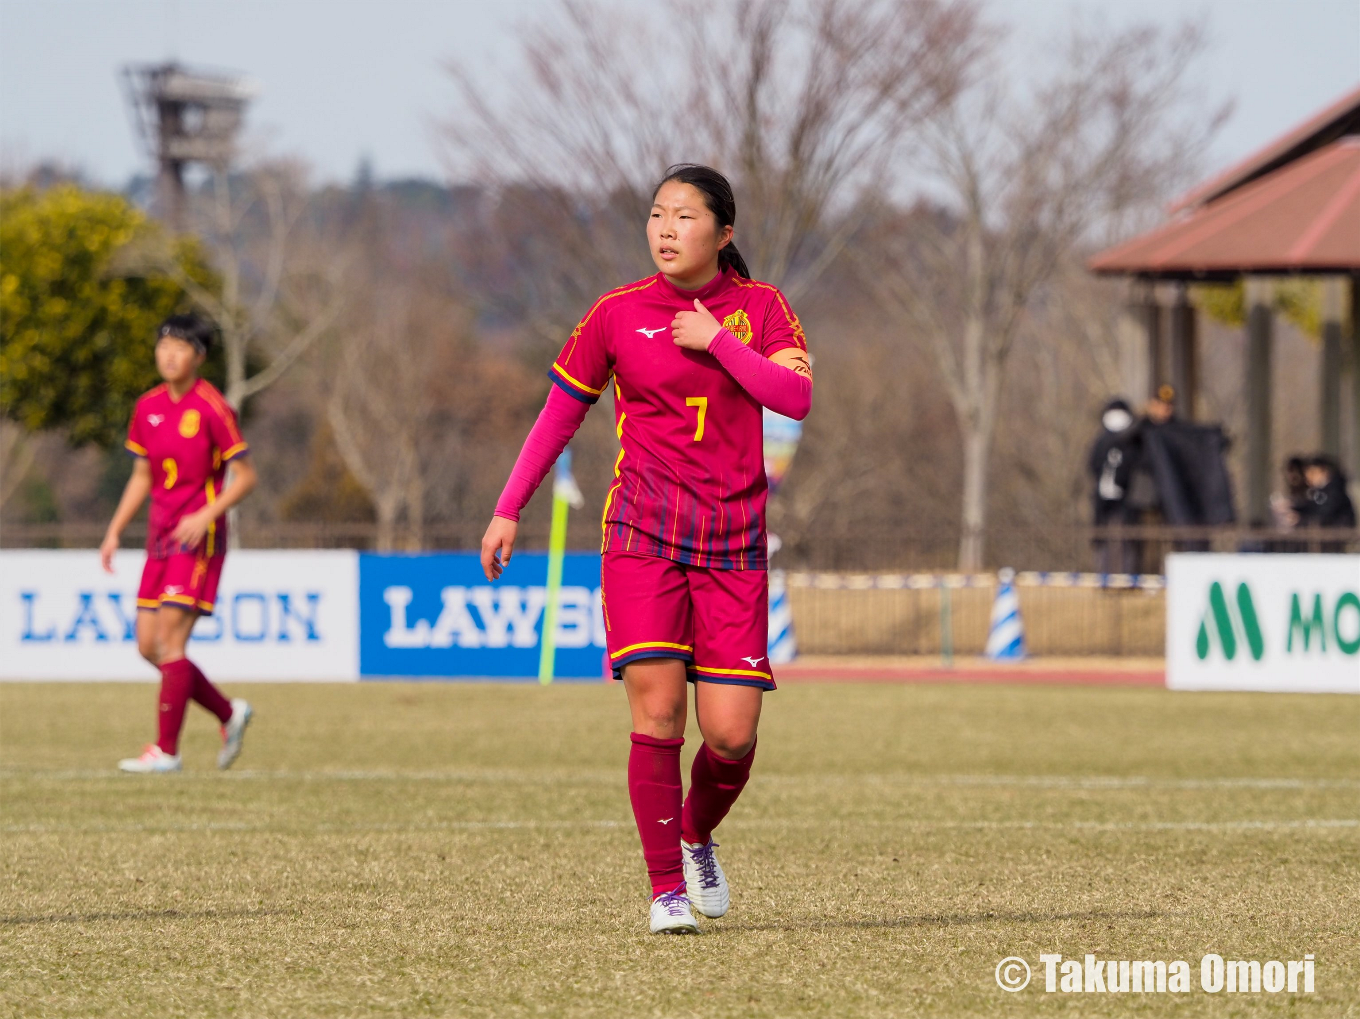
[648,182,734,285]
[155,336,205,385]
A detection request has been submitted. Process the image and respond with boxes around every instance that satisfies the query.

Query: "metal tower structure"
[122,62,254,230]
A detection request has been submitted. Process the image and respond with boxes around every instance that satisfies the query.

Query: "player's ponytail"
[653,163,751,279]
[718,241,751,280]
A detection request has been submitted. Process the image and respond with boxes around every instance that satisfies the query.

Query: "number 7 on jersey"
[685,396,707,441]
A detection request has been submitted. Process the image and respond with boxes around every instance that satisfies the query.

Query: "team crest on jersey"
[722,309,753,346]
[178,409,201,438]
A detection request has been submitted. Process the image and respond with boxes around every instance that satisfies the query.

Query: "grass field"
[2,679,1358,1018]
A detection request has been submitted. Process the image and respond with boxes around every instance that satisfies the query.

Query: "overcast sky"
[1,0,1357,188]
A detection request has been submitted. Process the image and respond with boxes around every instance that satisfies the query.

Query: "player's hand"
[481,515,518,581]
[172,510,211,550]
[99,531,120,574]
[672,299,722,351]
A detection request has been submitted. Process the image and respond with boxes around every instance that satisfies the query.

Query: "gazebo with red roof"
[1090,84,1360,525]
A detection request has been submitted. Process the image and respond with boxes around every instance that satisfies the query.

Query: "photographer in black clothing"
[1088,398,1142,574]
[1299,457,1356,529]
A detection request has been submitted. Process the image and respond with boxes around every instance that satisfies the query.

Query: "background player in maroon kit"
[100,315,258,773]
[482,165,812,933]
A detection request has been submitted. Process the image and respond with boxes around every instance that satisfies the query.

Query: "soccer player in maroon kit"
[482,165,812,933]
[101,315,258,773]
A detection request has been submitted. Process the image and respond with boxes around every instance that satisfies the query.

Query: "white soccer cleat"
[118,744,182,774]
[217,699,253,770]
[682,839,730,918]
[649,886,701,934]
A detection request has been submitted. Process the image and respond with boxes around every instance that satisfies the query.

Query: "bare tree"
[323,247,543,551]
[136,160,351,412]
[442,0,982,305]
[864,21,1222,568]
[326,284,446,551]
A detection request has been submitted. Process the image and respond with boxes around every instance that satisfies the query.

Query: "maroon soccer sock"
[681,739,756,846]
[156,658,194,755]
[628,732,686,896]
[187,659,232,724]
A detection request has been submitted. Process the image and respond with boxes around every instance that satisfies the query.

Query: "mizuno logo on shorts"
[741,656,765,667]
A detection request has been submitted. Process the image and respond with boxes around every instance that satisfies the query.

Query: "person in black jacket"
[1270,456,1309,528]
[1088,398,1141,573]
[1299,457,1356,529]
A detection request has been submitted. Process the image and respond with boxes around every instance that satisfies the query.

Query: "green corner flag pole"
[538,447,584,685]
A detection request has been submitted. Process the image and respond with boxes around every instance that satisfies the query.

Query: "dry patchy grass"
[1,681,1357,1018]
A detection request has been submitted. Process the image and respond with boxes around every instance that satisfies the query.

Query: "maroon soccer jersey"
[550,268,807,569]
[125,379,249,558]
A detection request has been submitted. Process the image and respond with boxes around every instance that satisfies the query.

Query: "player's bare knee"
[705,732,755,760]
[631,687,686,736]
[137,638,159,665]
[639,703,686,737]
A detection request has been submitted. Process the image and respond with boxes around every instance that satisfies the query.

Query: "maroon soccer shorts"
[137,552,225,615]
[601,551,775,689]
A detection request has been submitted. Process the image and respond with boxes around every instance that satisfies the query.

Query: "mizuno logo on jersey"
[148,414,165,426]
[636,326,664,339]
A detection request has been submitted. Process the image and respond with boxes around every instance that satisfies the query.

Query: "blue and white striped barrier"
[985,567,1026,660]
[768,569,797,664]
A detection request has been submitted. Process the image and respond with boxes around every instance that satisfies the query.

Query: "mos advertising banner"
[0,550,360,681]
[1167,553,1360,694]
[358,552,606,679]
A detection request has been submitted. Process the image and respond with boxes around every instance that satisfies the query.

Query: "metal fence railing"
[3,520,1356,572]
[786,570,1167,658]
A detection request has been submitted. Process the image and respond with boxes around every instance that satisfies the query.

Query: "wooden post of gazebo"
[1244,277,1274,525]
[1352,273,1360,481]
[1321,278,1345,458]
[1138,284,1160,400]
[1169,283,1198,419]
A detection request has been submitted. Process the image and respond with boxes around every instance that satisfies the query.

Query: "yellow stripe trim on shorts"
[136,598,161,609]
[611,641,694,660]
[690,665,774,680]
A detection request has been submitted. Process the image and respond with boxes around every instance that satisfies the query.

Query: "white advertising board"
[1167,553,1360,694]
[0,550,359,681]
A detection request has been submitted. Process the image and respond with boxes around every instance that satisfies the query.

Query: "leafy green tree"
[0,186,217,447]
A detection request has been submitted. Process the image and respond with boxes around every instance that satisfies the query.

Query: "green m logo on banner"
[1196,581,1265,662]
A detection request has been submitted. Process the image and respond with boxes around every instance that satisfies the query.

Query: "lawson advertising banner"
[359,552,605,679]
[1,550,605,681]
[0,550,359,681]
[1167,553,1360,694]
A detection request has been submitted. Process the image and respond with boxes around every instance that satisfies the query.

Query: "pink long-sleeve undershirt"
[494,331,811,522]
[706,328,812,421]
[493,385,589,522]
